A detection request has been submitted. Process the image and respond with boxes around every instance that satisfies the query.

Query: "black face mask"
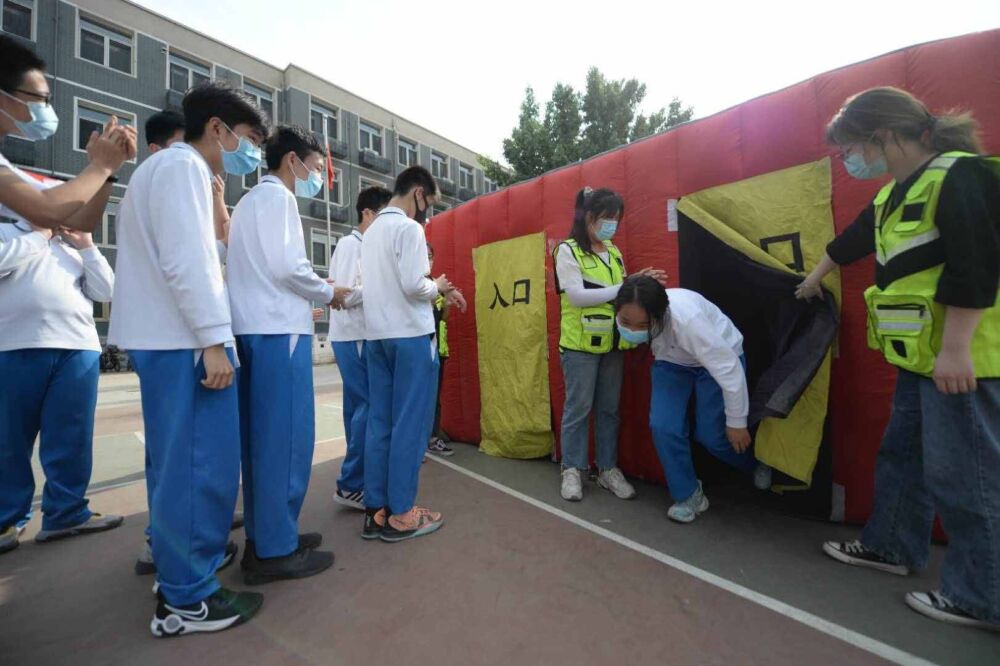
[413,191,428,224]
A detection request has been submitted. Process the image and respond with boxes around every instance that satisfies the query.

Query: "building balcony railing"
[437,178,457,196]
[358,149,392,174]
[458,186,477,201]
[314,134,348,159]
[309,199,349,222]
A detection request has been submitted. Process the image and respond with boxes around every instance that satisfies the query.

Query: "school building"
[0,0,495,338]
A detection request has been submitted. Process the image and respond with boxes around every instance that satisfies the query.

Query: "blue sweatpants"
[236,334,316,558]
[129,349,240,606]
[333,340,368,495]
[649,358,756,503]
[365,336,438,516]
[0,349,99,532]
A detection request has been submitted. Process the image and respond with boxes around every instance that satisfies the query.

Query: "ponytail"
[927,111,983,154]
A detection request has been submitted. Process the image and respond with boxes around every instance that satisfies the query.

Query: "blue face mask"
[292,156,323,198]
[616,318,650,345]
[595,218,618,241]
[843,151,887,180]
[1,90,59,142]
[219,123,261,176]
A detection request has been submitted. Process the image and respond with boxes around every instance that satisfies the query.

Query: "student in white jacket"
[360,166,461,543]
[613,275,771,524]
[330,185,393,511]
[0,35,134,556]
[108,81,269,637]
[227,125,347,583]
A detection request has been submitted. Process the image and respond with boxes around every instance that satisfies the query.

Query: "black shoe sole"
[361,530,382,541]
[135,560,157,576]
[379,521,443,543]
[242,555,335,586]
[0,540,19,555]
[35,516,124,543]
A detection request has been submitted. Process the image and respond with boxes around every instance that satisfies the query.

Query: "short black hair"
[264,124,323,171]
[181,81,270,143]
[356,185,393,219]
[144,110,185,148]
[0,34,46,94]
[393,165,438,198]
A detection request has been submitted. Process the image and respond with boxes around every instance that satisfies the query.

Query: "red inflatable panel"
[425,29,1000,523]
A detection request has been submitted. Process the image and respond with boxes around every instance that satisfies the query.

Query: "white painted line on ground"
[319,403,343,411]
[134,431,145,445]
[426,455,939,666]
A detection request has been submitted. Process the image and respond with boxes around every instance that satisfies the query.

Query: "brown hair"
[825,87,982,155]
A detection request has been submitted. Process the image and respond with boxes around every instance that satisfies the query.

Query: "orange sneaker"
[380,506,443,543]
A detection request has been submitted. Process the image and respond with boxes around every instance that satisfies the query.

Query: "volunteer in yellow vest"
[797,87,1000,631]
[553,187,664,502]
[428,242,455,457]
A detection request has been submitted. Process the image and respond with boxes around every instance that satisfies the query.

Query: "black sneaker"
[427,437,454,457]
[362,507,386,540]
[241,534,323,568]
[241,546,334,586]
[906,591,1000,631]
[822,540,909,576]
[150,587,262,638]
[333,488,365,511]
[152,541,238,595]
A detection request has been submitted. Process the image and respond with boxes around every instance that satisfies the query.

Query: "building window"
[309,103,338,141]
[94,201,118,247]
[243,167,260,190]
[92,300,108,322]
[359,120,383,155]
[78,16,133,74]
[311,229,331,268]
[484,177,498,193]
[169,52,210,93]
[359,177,380,192]
[75,101,135,155]
[431,151,449,180]
[2,0,33,40]
[310,168,340,204]
[459,164,475,190]
[398,138,417,168]
[244,82,274,121]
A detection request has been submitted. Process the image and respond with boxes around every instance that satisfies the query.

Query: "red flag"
[326,141,335,189]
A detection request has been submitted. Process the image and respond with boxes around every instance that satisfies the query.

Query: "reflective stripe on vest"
[864,151,1000,377]
[555,239,628,354]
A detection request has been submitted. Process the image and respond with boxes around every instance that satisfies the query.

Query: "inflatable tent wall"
[425,29,1000,524]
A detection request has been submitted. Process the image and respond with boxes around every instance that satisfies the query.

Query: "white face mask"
[0,89,59,141]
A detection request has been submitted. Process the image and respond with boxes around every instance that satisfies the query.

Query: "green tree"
[478,154,515,187]
[543,83,582,167]
[580,67,646,158]
[501,87,552,180]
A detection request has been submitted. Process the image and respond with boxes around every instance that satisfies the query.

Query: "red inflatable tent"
[425,29,1000,524]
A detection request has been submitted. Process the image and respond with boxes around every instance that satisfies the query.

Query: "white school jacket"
[226,175,333,336]
[328,230,365,342]
[108,142,232,350]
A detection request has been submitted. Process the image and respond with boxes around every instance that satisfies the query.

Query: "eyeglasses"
[16,89,52,105]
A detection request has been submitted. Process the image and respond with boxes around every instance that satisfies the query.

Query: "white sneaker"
[667,481,709,524]
[754,463,772,491]
[597,468,636,499]
[560,468,583,502]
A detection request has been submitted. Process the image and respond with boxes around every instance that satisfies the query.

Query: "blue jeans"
[237,334,316,558]
[559,350,623,471]
[334,341,368,494]
[0,349,99,532]
[130,349,241,606]
[649,358,756,503]
[861,370,1000,624]
[364,336,438,515]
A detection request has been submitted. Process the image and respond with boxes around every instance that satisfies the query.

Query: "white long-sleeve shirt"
[328,229,365,342]
[108,142,232,350]
[650,288,749,428]
[0,152,113,352]
[554,242,623,307]
[361,207,438,340]
[226,176,333,336]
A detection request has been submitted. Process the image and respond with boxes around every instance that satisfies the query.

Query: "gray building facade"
[1,0,497,337]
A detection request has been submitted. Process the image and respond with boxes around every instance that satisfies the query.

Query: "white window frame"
[484,177,498,193]
[242,166,262,191]
[76,13,135,76]
[73,98,137,163]
[93,199,119,248]
[309,101,340,142]
[359,119,384,156]
[359,177,381,193]
[459,163,475,190]
[2,0,36,41]
[397,137,418,168]
[431,151,449,180]
[167,51,212,93]
[243,80,276,120]
[310,228,332,269]
[92,300,109,323]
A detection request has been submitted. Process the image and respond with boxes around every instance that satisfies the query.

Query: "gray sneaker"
[754,463,772,491]
[0,525,18,555]
[667,482,709,524]
[35,513,124,543]
[597,467,637,499]
[560,468,583,502]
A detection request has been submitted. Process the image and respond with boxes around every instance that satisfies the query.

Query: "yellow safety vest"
[554,239,631,354]
[434,295,449,358]
[863,151,1000,377]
